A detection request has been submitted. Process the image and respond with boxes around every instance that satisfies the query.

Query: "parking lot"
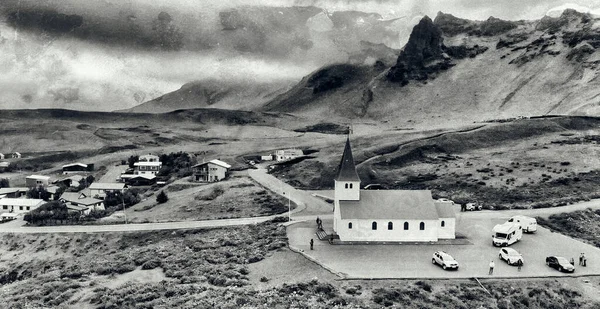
[287,209,600,279]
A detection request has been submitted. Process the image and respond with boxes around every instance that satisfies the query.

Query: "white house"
[275,149,303,162]
[332,138,456,242]
[89,183,126,199]
[12,152,21,159]
[25,175,51,188]
[59,192,105,215]
[192,159,231,182]
[0,198,44,213]
[62,163,89,174]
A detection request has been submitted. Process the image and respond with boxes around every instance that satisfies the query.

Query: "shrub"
[156,191,169,204]
[260,276,269,282]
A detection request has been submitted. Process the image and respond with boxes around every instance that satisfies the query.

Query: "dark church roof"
[335,138,361,182]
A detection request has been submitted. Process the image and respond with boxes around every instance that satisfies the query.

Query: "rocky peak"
[434,11,517,36]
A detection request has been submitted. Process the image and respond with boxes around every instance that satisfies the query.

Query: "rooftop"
[26,175,50,180]
[62,163,88,168]
[193,159,231,169]
[0,198,45,207]
[434,202,456,219]
[339,190,439,220]
[134,162,162,166]
[335,138,360,182]
[89,183,126,190]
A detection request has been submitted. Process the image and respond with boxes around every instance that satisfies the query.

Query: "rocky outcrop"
[433,12,517,37]
[387,16,453,84]
[536,9,591,33]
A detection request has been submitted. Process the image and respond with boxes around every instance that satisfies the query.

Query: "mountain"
[263,9,600,125]
[117,80,293,113]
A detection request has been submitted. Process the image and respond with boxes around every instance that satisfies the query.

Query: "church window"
[420,222,425,230]
[441,220,445,227]
[349,183,353,189]
[388,222,393,230]
[372,222,377,230]
[345,183,348,189]
[348,222,352,229]
[404,222,409,230]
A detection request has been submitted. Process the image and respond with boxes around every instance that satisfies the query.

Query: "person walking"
[489,260,495,275]
[517,259,523,272]
[570,257,575,266]
[583,253,587,267]
[579,253,584,266]
[310,239,314,250]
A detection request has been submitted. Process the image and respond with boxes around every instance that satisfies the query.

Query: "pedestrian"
[583,253,587,267]
[310,238,314,250]
[489,260,495,275]
[579,253,584,266]
[461,203,466,212]
[517,259,523,272]
[570,257,575,265]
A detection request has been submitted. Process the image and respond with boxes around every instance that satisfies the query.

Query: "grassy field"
[0,223,599,308]
[126,175,295,222]
[537,208,600,248]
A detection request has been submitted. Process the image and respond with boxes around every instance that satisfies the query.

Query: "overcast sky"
[0,0,599,111]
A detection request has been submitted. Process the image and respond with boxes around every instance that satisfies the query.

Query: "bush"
[156,191,169,204]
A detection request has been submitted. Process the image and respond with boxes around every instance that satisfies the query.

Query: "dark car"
[545,256,575,272]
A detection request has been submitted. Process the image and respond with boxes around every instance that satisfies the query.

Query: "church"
[333,138,456,242]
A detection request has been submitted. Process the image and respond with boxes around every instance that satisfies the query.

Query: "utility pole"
[122,193,128,224]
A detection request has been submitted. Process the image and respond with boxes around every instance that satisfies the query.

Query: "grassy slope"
[537,208,600,248]
[275,116,600,209]
[0,225,598,308]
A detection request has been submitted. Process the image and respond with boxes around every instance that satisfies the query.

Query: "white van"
[508,215,537,233]
[492,222,523,247]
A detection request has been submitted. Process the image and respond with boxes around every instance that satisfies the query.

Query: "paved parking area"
[288,210,600,279]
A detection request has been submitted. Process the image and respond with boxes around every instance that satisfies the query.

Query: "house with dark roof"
[192,159,231,182]
[59,192,105,215]
[332,138,456,242]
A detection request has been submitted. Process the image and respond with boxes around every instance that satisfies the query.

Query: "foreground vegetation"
[0,222,598,308]
[537,208,600,248]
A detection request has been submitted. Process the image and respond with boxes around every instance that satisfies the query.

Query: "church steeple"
[334,137,360,202]
[335,137,360,182]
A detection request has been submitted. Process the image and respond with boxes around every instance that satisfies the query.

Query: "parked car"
[432,251,459,270]
[508,215,537,233]
[465,203,482,211]
[499,248,524,265]
[436,198,455,204]
[546,256,575,273]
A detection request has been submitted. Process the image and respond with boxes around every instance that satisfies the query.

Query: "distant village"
[0,148,306,224]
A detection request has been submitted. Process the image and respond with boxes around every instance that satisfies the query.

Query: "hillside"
[263,10,600,125]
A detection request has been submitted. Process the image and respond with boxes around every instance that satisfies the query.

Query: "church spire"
[335,137,360,182]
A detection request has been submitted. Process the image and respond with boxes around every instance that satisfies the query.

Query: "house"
[59,192,105,215]
[192,159,231,182]
[12,152,21,159]
[0,153,4,160]
[89,183,126,199]
[25,175,51,188]
[55,175,86,188]
[332,138,456,242]
[125,174,157,186]
[0,187,28,199]
[62,163,91,174]
[134,154,162,176]
[274,149,303,162]
[0,198,44,213]
[260,155,274,161]
[45,186,61,200]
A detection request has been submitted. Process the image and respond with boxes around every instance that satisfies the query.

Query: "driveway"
[98,164,128,183]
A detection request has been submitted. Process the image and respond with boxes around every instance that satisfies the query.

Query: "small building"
[275,149,303,162]
[11,152,21,159]
[0,153,4,160]
[62,163,90,174]
[0,187,28,199]
[89,183,127,199]
[192,159,231,182]
[138,154,160,162]
[134,161,162,176]
[25,175,51,188]
[55,175,86,188]
[125,174,157,186]
[45,186,61,200]
[60,192,105,215]
[260,155,274,161]
[0,198,44,213]
[0,162,10,168]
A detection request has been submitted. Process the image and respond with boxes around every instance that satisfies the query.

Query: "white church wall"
[437,218,456,239]
[336,219,439,242]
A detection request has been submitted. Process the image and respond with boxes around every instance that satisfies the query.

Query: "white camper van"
[492,222,523,247]
[507,215,537,233]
